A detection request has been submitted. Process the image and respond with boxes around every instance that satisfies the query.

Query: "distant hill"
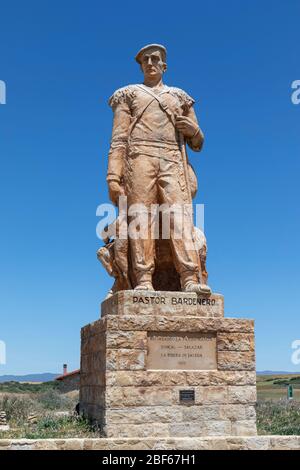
[257,371,300,375]
[0,373,59,383]
[1,371,299,383]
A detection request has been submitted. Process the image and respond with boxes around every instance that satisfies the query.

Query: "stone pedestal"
[80,291,256,438]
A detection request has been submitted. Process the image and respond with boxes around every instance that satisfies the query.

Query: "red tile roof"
[55,369,80,381]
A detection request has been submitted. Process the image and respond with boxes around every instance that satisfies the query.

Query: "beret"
[135,44,167,64]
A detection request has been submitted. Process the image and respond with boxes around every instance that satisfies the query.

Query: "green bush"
[23,415,99,439]
[0,381,59,394]
[257,399,300,435]
[0,395,38,423]
[36,415,61,431]
[36,389,75,411]
[273,377,300,387]
[0,389,76,425]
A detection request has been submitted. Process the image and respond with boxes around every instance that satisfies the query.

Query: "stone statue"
[98,44,211,296]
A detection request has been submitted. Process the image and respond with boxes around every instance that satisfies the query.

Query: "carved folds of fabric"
[167,86,195,113]
[108,85,136,110]
[109,84,195,114]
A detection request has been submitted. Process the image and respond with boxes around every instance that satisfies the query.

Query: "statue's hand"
[175,116,199,138]
[108,181,124,206]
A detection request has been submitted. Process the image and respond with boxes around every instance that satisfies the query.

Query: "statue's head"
[135,44,167,81]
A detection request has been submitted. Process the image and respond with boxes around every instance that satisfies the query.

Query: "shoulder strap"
[128,84,178,138]
[135,85,176,126]
[128,93,156,137]
[136,84,169,99]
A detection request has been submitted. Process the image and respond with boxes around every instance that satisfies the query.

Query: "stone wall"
[80,291,257,438]
[1,436,300,450]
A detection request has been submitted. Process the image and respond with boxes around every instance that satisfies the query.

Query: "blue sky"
[0,0,299,375]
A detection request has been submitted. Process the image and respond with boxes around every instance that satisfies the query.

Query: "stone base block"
[80,291,256,438]
[2,436,300,450]
[101,290,224,317]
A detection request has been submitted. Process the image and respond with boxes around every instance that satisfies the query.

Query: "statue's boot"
[183,281,212,295]
[135,282,154,291]
[134,272,154,291]
[181,271,211,295]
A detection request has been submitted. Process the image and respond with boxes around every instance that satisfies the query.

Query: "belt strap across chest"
[128,85,177,136]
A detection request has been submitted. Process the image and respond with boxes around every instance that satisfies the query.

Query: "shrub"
[23,415,99,439]
[257,399,300,435]
[0,381,59,394]
[36,389,75,411]
[0,395,38,423]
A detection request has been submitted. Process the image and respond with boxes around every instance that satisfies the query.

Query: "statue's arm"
[184,106,204,152]
[172,87,204,152]
[107,102,131,184]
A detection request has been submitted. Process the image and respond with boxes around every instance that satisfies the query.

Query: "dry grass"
[257,400,300,435]
[0,388,101,438]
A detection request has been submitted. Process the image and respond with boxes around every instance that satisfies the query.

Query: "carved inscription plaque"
[147,332,217,370]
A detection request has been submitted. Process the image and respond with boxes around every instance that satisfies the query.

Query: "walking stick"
[178,131,204,285]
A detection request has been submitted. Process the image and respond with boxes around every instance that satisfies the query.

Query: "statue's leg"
[127,154,158,290]
[157,157,211,294]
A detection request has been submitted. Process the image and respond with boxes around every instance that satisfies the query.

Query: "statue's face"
[140,49,166,80]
